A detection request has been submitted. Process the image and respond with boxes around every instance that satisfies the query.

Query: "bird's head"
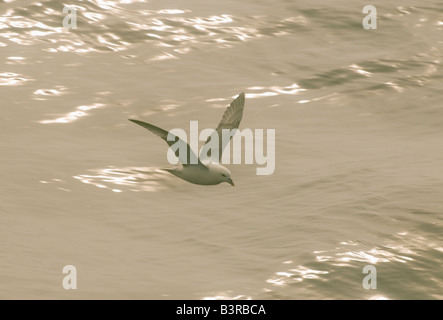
[207,163,234,186]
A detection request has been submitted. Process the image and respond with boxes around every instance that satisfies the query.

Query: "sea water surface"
[1,0,442,299]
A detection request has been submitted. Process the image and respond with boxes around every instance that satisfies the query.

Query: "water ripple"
[0,72,33,86]
[33,86,69,100]
[0,1,309,56]
[263,231,443,299]
[39,103,105,124]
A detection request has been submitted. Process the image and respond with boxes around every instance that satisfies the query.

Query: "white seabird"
[129,92,245,186]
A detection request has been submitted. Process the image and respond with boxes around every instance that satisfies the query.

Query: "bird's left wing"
[129,119,205,167]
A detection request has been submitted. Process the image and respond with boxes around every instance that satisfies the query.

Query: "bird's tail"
[160,167,180,177]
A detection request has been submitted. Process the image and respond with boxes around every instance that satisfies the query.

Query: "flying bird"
[129,92,245,186]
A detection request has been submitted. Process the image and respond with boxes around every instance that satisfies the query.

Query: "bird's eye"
[221,174,226,177]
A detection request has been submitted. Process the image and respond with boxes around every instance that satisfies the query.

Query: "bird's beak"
[227,178,234,186]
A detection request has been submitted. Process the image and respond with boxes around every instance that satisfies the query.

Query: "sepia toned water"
[1,0,442,299]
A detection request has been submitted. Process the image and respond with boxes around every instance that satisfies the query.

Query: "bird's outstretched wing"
[129,119,205,167]
[200,92,245,162]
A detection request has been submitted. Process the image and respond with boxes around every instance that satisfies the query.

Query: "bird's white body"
[164,162,234,186]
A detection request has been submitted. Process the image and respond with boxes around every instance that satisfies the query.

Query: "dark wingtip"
[128,119,143,126]
[238,92,245,104]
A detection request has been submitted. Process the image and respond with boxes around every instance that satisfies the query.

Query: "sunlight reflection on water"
[73,166,172,192]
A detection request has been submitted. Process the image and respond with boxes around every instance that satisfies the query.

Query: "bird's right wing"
[200,92,245,162]
[129,119,205,167]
